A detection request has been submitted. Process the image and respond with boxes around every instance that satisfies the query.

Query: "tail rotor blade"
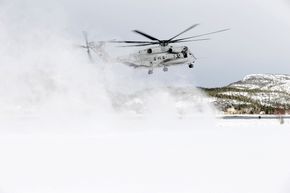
[83,31,89,47]
[87,49,93,62]
[81,31,94,62]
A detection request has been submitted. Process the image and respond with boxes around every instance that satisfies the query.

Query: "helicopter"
[79,24,229,74]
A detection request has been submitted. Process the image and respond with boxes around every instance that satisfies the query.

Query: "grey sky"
[2,0,290,87]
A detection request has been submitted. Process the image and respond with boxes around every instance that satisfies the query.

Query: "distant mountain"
[201,74,290,114]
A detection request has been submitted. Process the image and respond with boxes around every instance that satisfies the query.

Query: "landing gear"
[148,69,153,74]
[188,64,194,68]
[163,66,168,72]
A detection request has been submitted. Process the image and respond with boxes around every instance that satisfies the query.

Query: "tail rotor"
[79,31,94,62]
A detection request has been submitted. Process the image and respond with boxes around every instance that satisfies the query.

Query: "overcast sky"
[2,0,290,87]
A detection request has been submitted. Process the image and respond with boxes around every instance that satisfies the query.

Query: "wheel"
[148,69,153,74]
[163,67,168,72]
[189,64,194,68]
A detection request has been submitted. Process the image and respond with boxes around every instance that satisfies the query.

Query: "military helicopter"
[79,24,229,74]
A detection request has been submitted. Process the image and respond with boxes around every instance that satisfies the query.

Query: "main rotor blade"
[170,38,211,43]
[132,30,161,41]
[119,43,159,47]
[168,24,200,41]
[109,40,156,44]
[173,28,230,42]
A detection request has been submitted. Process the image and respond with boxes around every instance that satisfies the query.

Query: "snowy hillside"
[229,74,290,93]
[202,74,290,114]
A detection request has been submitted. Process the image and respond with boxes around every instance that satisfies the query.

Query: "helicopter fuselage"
[120,45,196,73]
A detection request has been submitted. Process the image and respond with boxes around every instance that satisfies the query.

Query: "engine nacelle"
[147,48,152,54]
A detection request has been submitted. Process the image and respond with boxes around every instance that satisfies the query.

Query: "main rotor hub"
[160,41,169,47]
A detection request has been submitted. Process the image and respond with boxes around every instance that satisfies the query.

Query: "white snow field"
[0,115,290,193]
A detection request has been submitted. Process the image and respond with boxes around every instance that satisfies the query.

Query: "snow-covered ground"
[0,115,289,193]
